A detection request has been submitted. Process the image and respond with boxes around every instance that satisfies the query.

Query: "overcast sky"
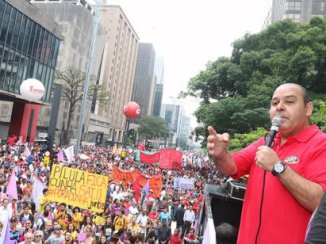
[104,0,272,117]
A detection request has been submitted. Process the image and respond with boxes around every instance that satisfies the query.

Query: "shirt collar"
[276,124,319,143]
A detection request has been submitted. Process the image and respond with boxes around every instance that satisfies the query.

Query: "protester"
[66,223,77,241]
[20,205,34,227]
[207,83,326,243]
[182,205,195,237]
[9,216,21,243]
[175,204,185,230]
[61,232,71,244]
[33,230,44,244]
[159,208,171,225]
[84,226,96,244]
[99,234,107,244]
[170,228,182,244]
[157,219,171,244]
[19,232,35,244]
[215,223,237,244]
[45,224,64,243]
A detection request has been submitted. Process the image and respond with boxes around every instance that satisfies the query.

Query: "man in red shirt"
[207,83,326,243]
[170,228,182,244]
[184,228,199,244]
[8,135,17,146]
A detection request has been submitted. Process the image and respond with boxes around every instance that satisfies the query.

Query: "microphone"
[265,115,283,147]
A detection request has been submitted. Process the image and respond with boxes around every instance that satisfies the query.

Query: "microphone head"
[271,115,283,130]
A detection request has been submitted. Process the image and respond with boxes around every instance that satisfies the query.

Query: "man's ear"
[306,102,313,117]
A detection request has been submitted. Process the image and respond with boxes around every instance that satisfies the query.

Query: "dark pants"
[182,220,192,237]
[177,221,183,230]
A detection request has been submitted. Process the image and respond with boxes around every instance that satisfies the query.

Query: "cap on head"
[10,216,18,222]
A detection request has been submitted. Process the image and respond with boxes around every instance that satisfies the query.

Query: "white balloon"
[20,78,45,101]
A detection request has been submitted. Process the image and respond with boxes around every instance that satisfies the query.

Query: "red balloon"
[123,101,140,119]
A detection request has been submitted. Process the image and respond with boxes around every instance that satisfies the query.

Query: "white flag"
[22,145,31,157]
[64,146,75,163]
[32,177,47,211]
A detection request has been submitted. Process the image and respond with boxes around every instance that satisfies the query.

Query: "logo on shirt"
[284,156,299,164]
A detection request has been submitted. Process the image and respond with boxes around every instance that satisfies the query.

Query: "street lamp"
[123,101,140,147]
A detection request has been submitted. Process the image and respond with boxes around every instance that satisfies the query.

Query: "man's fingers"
[222,133,230,142]
[207,126,217,136]
[208,127,230,143]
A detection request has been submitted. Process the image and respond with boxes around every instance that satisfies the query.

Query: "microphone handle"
[265,130,277,147]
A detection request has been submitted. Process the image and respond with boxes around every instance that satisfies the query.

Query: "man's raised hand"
[207,126,230,160]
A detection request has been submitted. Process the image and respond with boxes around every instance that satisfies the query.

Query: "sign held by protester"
[47,165,108,213]
[173,177,195,190]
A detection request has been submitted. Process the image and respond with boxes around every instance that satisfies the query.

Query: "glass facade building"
[269,0,326,25]
[0,0,60,102]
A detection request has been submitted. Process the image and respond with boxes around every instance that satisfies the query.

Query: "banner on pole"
[159,148,183,171]
[47,165,108,213]
[111,167,162,198]
[140,151,161,164]
[111,166,139,188]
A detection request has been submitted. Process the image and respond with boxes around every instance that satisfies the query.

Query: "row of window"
[0,43,55,101]
[0,0,60,102]
[0,2,59,67]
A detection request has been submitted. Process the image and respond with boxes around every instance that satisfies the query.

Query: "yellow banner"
[93,215,106,225]
[47,165,108,213]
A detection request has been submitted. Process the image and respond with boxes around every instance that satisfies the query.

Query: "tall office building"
[131,43,156,117]
[160,104,181,133]
[179,115,192,145]
[0,0,61,141]
[30,0,105,144]
[160,103,185,147]
[152,55,164,117]
[97,5,139,144]
[267,0,326,25]
[152,83,163,117]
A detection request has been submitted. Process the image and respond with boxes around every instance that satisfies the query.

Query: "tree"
[56,67,108,144]
[178,138,188,150]
[182,17,326,145]
[137,116,170,142]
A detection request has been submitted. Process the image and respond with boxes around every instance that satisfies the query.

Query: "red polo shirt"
[232,125,326,244]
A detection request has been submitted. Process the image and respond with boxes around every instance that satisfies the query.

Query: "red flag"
[159,148,183,171]
[138,144,145,150]
[132,173,142,204]
[140,151,161,164]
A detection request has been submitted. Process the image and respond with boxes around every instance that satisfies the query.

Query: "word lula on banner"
[47,165,108,213]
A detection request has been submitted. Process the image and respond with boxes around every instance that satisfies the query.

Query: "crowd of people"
[0,139,225,244]
[3,83,324,244]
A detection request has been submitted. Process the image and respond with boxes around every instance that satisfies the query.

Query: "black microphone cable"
[254,116,282,244]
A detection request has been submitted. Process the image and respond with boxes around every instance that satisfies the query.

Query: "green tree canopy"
[137,116,170,140]
[182,17,326,145]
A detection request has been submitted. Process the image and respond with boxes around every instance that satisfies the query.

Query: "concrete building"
[267,0,326,25]
[0,0,61,141]
[30,0,105,145]
[96,5,139,145]
[131,43,156,118]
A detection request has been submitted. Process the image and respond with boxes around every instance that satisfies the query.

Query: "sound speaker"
[206,184,243,229]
